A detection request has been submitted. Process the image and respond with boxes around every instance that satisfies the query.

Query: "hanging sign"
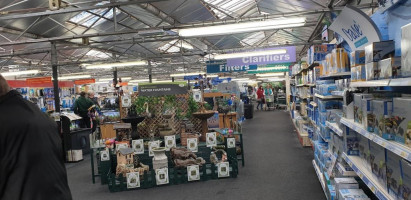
[74,79,95,85]
[378,0,404,13]
[247,63,290,74]
[225,46,296,66]
[26,77,52,85]
[138,82,187,96]
[184,75,201,80]
[329,5,382,50]
[206,63,257,73]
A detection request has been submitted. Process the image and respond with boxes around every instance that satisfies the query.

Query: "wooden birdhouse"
[114,123,132,142]
[117,148,134,165]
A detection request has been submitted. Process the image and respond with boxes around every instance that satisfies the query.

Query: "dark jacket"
[0,90,72,200]
[73,96,94,117]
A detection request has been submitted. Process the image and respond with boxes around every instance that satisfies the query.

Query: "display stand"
[61,112,91,162]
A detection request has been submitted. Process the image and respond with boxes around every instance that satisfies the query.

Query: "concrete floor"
[66,110,326,200]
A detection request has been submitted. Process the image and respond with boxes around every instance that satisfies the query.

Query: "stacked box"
[358,65,366,81]
[344,128,359,155]
[386,150,402,200]
[401,23,411,77]
[308,44,336,65]
[369,141,387,189]
[350,50,366,67]
[365,62,379,81]
[379,58,393,79]
[354,94,373,124]
[401,159,411,200]
[362,98,373,131]
[318,100,342,112]
[335,177,359,195]
[364,41,395,63]
[392,98,411,147]
[358,134,370,167]
[392,57,402,78]
[373,100,394,140]
[338,189,370,200]
[351,66,357,81]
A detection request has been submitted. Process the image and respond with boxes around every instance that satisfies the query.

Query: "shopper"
[256,85,265,110]
[73,91,94,128]
[0,75,72,200]
[87,91,99,133]
[88,91,99,107]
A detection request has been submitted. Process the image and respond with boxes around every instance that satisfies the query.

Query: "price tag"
[401,151,407,158]
[370,186,376,193]
[359,173,364,179]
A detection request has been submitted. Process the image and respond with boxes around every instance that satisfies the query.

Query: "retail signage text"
[138,82,187,96]
[26,77,52,85]
[226,46,296,66]
[74,79,95,85]
[206,63,257,73]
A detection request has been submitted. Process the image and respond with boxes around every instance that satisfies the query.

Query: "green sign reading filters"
[138,81,187,96]
[247,63,290,74]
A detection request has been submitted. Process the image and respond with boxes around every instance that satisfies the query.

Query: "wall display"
[132,139,144,154]
[155,168,169,185]
[187,165,200,182]
[226,46,296,66]
[138,82,187,96]
[329,5,382,50]
[187,138,198,152]
[192,90,202,102]
[218,162,230,178]
[100,150,110,161]
[74,79,95,85]
[227,138,236,148]
[122,96,132,108]
[148,141,160,157]
[164,135,176,151]
[116,143,129,151]
[206,132,217,147]
[126,172,140,189]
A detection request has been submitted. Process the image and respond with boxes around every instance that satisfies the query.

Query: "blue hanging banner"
[183,75,201,80]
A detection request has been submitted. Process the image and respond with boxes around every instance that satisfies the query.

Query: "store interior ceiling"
[0,0,378,81]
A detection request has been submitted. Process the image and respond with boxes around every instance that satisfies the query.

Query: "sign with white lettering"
[226,46,296,66]
[138,82,187,96]
[206,62,257,73]
[329,5,382,50]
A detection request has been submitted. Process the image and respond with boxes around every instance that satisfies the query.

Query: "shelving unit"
[336,162,356,177]
[350,77,411,88]
[314,94,343,99]
[310,102,318,107]
[326,121,343,137]
[341,117,411,162]
[330,91,344,97]
[313,160,329,200]
[319,72,351,79]
[342,153,393,200]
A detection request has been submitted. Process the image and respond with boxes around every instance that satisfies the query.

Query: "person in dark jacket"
[0,75,72,200]
[73,91,94,128]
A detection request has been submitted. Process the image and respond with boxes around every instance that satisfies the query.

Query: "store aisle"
[67,110,326,200]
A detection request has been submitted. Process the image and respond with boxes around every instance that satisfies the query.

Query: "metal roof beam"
[0,0,169,21]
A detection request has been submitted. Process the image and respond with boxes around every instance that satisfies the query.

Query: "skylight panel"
[204,0,254,19]
[158,40,193,53]
[86,50,110,58]
[240,32,265,46]
[68,1,120,28]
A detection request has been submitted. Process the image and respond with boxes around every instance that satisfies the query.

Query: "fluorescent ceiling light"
[265,78,285,82]
[170,72,205,77]
[86,50,110,59]
[153,80,173,83]
[85,61,147,69]
[206,74,219,78]
[99,77,131,81]
[214,49,287,60]
[129,79,157,83]
[59,75,91,80]
[158,40,193,53]
[231,78,249,81]
[95,81,109,84]
[1,70,39,77]
[257,73,284,77]
[178,17,305,37]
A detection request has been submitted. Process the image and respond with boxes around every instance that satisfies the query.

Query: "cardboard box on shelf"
[338,189,370,200]
[386,150,402,200]
[401,23,411,78]
[365,41,395,63]
[373,100,394,140]
[362,98,374,132]
[354,94,373,124]
[379,58,393,79]
[350,50,366,67]
[351,66,357,82]
[401,159,411,200]
[344,128,359,156]
[369,141,387,189]
[392,98,411,147]
[392,56,402,78]
[358,134,370,167]
[335,177,359,195]
[365,62,379,81]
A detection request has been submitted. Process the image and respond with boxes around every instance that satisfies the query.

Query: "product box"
[373,100,394,140]
[379,58,393,79]
[393,56,402,78]
[354,94,373,124]
[392,98,411,147]
[365,41,395,63]
[362,98,373,131]
[335,177,359,195]
[351,66,358,81]
[350,50,366,67]
[386,150,402,200]
[358,134,370,167]
[401,159,411,200]
[344,128,359,155]
[365,62,379,81]
[401,23,411,78]
[318,100,342,112]
[356,65,366,81]
[369,141,387,189]
[338,189,370,200]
